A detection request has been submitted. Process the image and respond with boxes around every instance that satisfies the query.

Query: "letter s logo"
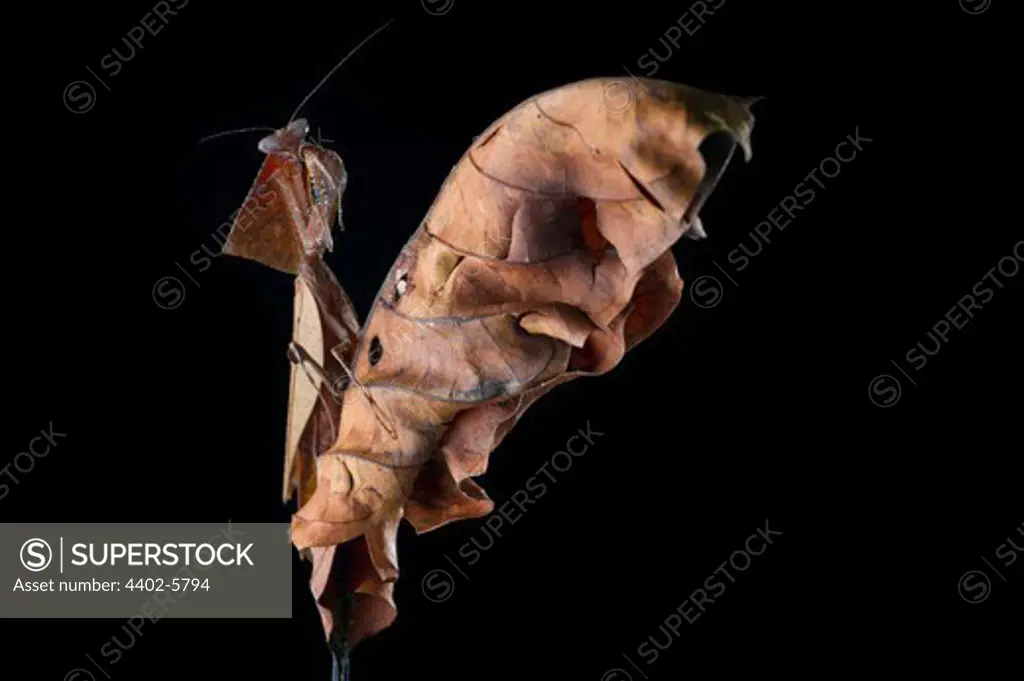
[20,538,53,572]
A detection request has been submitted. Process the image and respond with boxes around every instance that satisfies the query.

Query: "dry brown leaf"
[222,77,755,653]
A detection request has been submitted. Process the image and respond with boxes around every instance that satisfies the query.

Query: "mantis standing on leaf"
[206,17,758,681]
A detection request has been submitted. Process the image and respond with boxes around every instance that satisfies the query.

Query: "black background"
[6,0,1020,679]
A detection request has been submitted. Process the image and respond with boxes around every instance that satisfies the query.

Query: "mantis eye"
[287,118,310,140]
[257,134,286,154]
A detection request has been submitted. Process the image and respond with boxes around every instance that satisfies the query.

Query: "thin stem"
[328,590,355,681]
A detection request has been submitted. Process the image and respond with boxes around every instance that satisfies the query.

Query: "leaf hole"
[368,336,383,366]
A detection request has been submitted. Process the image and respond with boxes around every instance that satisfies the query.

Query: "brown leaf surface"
[223,78,755,651]
[288,78,755,647]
